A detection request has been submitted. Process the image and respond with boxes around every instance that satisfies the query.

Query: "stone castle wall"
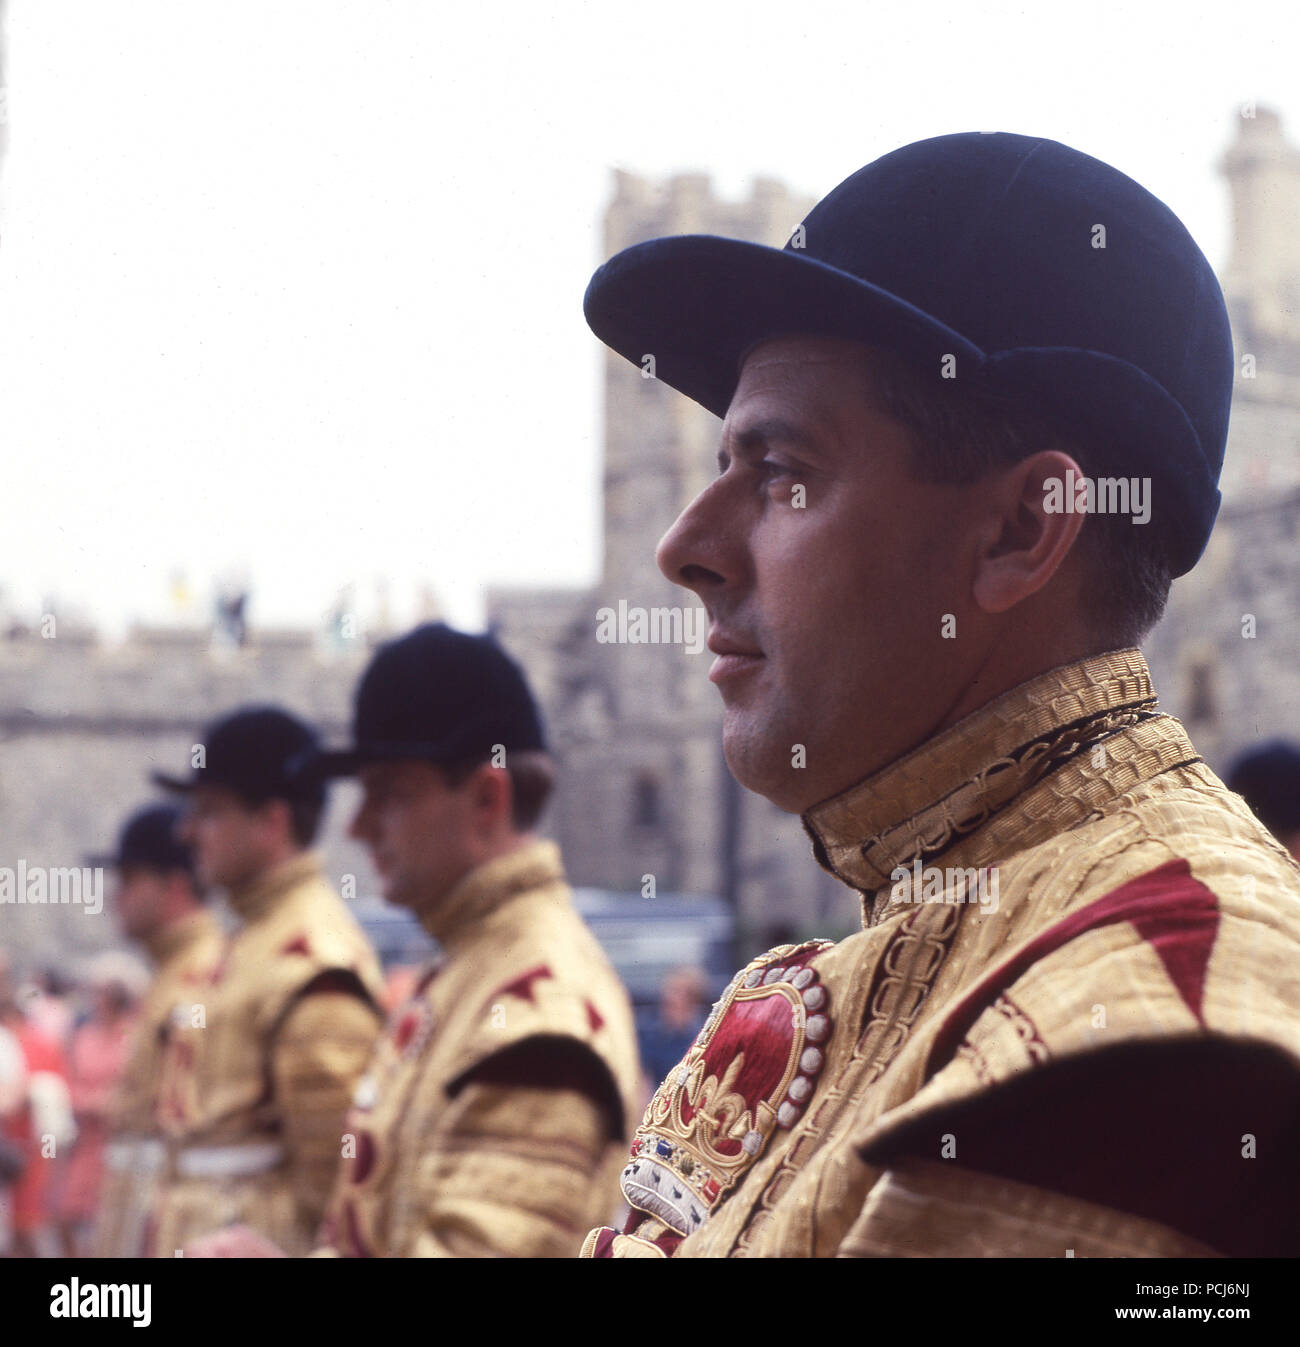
[6,117,1300,970]
[0,629,378,965]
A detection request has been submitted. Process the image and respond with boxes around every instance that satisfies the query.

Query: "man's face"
[656,337,979,813]
[177,787,272,891]
[349,760,478,912]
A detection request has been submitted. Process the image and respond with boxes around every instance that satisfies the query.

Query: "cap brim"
[293,748,367,782]
[295,741,491,782]
[583,234,982,418]
[150,771,197,794]
[584,234,1218,577]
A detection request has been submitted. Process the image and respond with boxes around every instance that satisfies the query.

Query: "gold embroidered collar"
[226,851,323,923]
[802,649,1164,918]
[419,839,566,951]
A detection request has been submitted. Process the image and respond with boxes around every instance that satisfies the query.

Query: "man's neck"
[413,833,552,948]
[226,849,316,921]
[420,831,535,913]
[930,630,1107,742]
[141,904,208,965]
[804,636,1122,818]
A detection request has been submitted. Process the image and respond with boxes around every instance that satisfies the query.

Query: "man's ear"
[971,450,1087,615]
[256,796,295,846]
[469,761,515,829]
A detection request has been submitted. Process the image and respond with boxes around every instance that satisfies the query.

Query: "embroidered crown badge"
[621,940,835,1237]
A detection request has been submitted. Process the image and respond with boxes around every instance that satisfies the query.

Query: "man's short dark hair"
[440,750,556,831]
[861,347,1174,648]
[286,796,325,848]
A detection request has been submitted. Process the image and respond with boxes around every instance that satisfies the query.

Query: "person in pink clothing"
[57,978,136,1256]
[23,971,75,1053]
[0,993,69,1258]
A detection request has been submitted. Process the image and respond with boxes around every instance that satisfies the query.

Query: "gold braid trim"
[859,702,1156,892]
[804,649,1161,899]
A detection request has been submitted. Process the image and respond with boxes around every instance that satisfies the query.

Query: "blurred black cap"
[153,705,325,804]
[87,802,195,874]
[1226,740,1300,839]
[298,623,545,780]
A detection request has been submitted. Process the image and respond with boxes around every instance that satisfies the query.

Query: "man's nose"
[656,478,736,596]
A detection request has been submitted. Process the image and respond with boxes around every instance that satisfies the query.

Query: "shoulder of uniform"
[855,1036,1300,1255]
[236,887,382,1029]
[936,852,1300,1074]
[484,884,639,1026]
[452,957,616,1056]
[450,1031,628,1138]
[837,849,1300,1188]
[435,938,638,1102]
[274,972,384,1036]
[257,878,377,963]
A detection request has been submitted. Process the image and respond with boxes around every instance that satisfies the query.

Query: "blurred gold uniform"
[151,855,383,1256]
[585,650,1300,1258]
[93,909,224,1258]
[318,840,641,1256]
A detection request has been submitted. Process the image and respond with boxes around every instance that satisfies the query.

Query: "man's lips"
[707,631,764,685]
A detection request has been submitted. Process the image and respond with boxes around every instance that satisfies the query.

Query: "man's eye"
[760,460,803,491]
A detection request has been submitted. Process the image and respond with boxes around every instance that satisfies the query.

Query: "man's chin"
[722,727,815,815]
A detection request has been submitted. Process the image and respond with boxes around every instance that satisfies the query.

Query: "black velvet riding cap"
[584,131,1235,576]
[152,706,325,805]
[299,623,547,780]
[86,803,196,875]
[1227,740,1300,838]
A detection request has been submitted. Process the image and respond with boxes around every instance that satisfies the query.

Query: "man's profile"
[578,130,1300,1259]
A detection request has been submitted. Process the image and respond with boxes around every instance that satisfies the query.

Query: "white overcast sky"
[0,1,1295,637]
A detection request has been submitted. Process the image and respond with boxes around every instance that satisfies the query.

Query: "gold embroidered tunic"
[317,840,642,1257]
[150,853,384,1256]
[583,649,1300,1258]
[92,909,225,1258]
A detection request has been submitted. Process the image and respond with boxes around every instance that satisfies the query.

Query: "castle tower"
[1219,107,1300,381]
[546,167,860,942]
[494,167,854,931]
[1142,108,1300,770]
[566,172,813,905]
[599,170,813,603]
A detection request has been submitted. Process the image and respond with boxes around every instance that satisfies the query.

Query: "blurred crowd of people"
[0,939,717,1258]
[0,633,1293,1260]
[0,959,143,1256]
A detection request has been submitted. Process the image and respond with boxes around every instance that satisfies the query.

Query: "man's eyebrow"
[730,417,820,453]
[716,417,827,472]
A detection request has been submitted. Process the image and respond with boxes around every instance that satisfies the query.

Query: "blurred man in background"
[192,624,641,1257]
[0,954,72,1257]
[89,803,223,1258]
[150,707,384,1255]
[1227,741,1300,863]
[637,967,709,1105]
[57,960,139,1256]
